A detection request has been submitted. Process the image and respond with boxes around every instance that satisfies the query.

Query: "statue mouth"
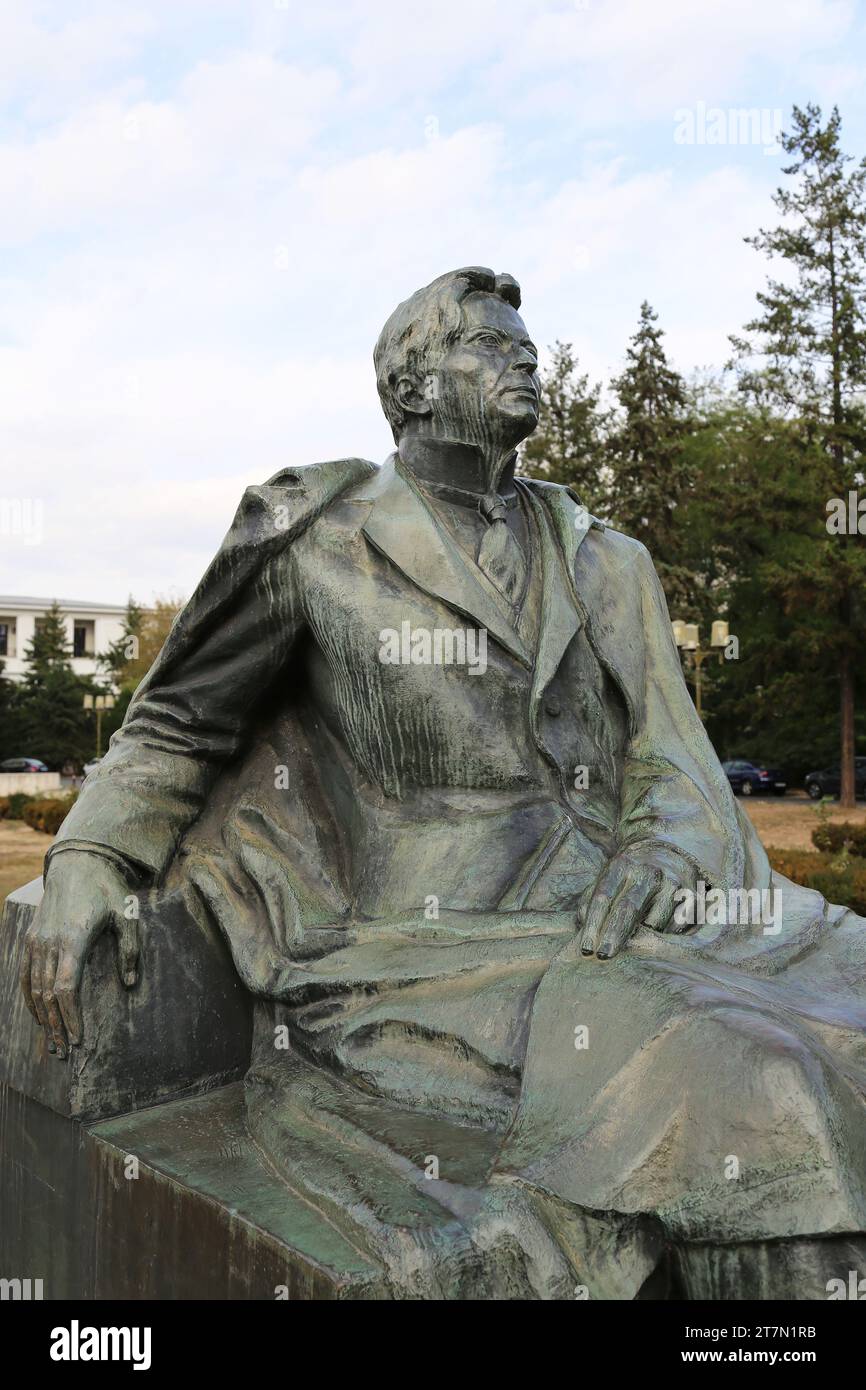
[501,385,539,403]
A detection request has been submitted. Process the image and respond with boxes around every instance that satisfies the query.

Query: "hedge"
[811,820,866,857]
[20,794,78,836]
[768,848,866,916]
[0,792,36,820]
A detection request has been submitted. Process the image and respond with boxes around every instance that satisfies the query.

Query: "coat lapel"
[521,477,599,593]
[360,457,533,665]
[519,480,595,715]
[519,479,641,737]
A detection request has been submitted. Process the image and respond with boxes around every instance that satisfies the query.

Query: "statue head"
[374,267,540,456]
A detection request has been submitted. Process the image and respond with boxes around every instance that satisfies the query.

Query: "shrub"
[0,792,35,820]
[768,847,866,916]
[811,821,866,857]
[22,794,77,836]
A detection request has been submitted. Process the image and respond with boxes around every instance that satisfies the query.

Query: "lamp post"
[671,619,730,721]
[83,691,116,758]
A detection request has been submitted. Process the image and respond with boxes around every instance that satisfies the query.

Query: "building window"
[73,620,95,658]
[0,619,15,658]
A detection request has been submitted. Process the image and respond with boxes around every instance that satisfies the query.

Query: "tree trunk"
[827,228,857,810]
[840,645,857,810]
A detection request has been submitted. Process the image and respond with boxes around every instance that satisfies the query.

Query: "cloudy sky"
[2,0,865,604]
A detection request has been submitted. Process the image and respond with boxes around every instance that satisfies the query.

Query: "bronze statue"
[18,268,866,1298]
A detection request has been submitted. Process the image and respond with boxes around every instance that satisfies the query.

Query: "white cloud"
[0,0,863,600]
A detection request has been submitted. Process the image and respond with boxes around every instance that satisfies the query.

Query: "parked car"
[0,757,49,773]
[804,758,866,800]
[721,759,788,796]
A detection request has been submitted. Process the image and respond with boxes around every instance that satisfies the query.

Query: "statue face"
[426,292,540,452]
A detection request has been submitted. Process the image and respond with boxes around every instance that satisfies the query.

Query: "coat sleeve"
[47,458,376,883]
[615,542,767,892]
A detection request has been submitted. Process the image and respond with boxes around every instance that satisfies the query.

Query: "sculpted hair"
[374,267,522,442]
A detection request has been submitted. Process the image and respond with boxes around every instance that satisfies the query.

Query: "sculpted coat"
[26,268,866,1298]
[42,451,866,1297]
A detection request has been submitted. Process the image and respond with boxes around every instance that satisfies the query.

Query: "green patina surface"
[91,1083,383,1293]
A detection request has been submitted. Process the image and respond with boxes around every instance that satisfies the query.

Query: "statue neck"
[397,435,518,505]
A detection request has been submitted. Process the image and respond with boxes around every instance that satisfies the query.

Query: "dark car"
[0,757,49,773]
[721,759,788,797]
[804,758,866,801]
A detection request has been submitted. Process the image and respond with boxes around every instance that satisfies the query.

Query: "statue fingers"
[41,943,69,1057]
[28,942,57,1052]
[644,879,681,932]
[579,858,631,956]
[54,940,87,1048]
[574,881,594,931]
[596,874,658,959]
[19,933,39,1025]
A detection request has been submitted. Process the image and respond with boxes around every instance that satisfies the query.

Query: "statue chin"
[486,391,540,439]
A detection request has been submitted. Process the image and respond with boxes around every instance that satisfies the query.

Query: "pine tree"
[521,341,608,512]
[731,104,866,807]
[100,597,145,689]
[607,302,692,600]
[17,602,92,768]
[25,601,73,674]
[675,394,863,774]
[99,595,184,745]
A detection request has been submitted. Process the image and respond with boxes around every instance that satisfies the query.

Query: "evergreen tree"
[17,602,92,768]
[100,597,145,689]
[731,104,866,806]
[521,341,609,512]
[25,601,73,675]
[607,302,693,604]
[100,596,184,744]
[674,396,864,776]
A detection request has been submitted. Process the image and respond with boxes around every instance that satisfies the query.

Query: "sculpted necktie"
[477,493,528,607]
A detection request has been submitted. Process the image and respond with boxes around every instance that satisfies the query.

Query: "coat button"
[544,695,561,717]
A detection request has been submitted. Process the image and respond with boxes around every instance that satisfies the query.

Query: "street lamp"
[83,691,116,758]
[672,619,731,720]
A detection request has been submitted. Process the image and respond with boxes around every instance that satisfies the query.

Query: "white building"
[0,596,128,684]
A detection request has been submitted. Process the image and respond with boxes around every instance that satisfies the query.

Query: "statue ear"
[395,375,433,419]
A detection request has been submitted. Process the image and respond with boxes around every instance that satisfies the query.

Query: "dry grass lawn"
[744,793,866,852]
[0,820,51,908]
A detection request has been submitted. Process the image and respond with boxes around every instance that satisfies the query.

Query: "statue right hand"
[20,853,140,1059]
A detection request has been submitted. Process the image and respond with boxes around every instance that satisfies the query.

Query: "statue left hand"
[577,848,693,960]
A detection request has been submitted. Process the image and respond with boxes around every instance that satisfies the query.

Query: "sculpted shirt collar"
[396,435,519,510]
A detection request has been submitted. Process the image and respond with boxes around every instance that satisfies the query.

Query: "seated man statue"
[20,267,866,1299]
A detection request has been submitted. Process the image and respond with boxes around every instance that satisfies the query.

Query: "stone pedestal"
[0,880,384,1298]
[1,1080,386,1298]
